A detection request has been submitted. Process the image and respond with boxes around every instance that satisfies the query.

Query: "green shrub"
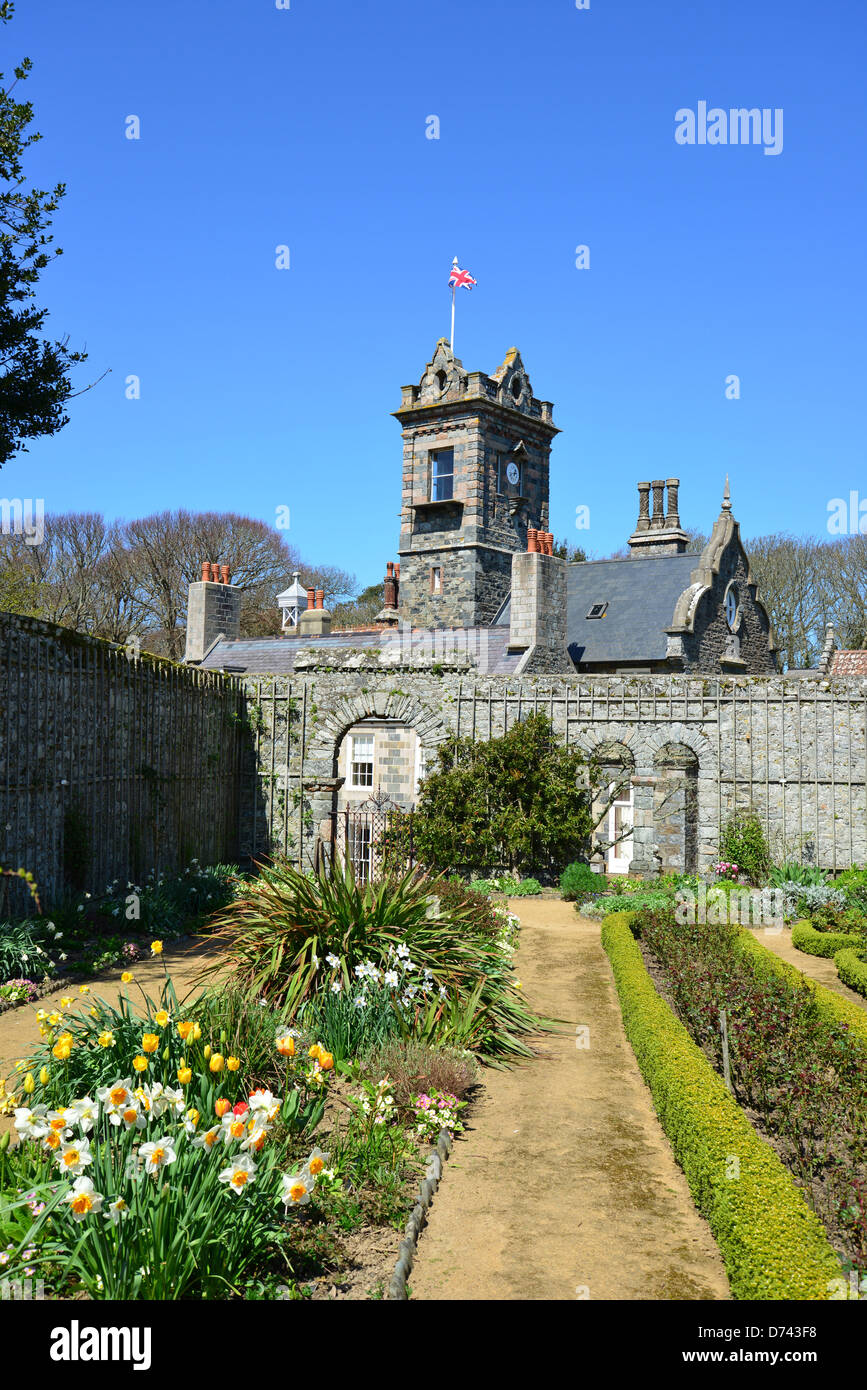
[791,922,865,959]
[410,714,593,877]
[601,912,843,1300]
[578,889,673,919]
[718,811,772,885]
[208,859,543,1065]
[434,880,501,936]
[834,947,867,999]
[559,862,601,900]
[769,862,828,888]
[362,1038,477,1111]
[735,926,867,1057]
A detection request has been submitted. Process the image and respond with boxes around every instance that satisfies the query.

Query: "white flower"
[219,1154,257,1195]
[104,1197,128,1225]
[396,943,410,960]
[384,970,399,988]
[13,1105,49,1140]
[354,994,367,1010]
[192,1125,221,1152]
[65,1176,104,1222]
[325,953,340,969]
[57,1136,93,1177]
[248,1089,281,1118]
[139,1136,177,1173]
[66,1096,98,1134]
[330,980,342,994]
[280,1170,313,1207]
[97,1079,135,1123]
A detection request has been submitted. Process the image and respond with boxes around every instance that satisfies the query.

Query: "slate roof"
[565,553,697,666]
[199,626,524,675]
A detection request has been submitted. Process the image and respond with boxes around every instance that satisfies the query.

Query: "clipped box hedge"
[834,947,867,999]
[791,921,864,959]
[601,912,843,1300]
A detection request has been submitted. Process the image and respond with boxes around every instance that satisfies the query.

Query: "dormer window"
[586,603,608,619]
[430,448,454,502]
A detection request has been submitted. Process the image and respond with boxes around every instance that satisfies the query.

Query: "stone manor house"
[172,340,867,880]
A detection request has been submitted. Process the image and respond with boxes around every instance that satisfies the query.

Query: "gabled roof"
[565,554,697,665]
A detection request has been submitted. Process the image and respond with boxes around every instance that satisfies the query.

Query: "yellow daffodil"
[227,1056,240,1072]
[209,1054,224,1073]
[150,940,163,956]
[154,1010,170,1028]
[132,1055,149,1073]
[121,972,133,984]
[78,985,90,995]
[47,1011,62,1027]
[89,1007,98,1017]
[191,1022,202,1041]
[141,1033,159,1054]
[97,1031,116,1049]
[60,996,73,1008]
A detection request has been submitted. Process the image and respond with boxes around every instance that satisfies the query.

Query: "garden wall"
[238,659,867,876]
[0,611,246,909]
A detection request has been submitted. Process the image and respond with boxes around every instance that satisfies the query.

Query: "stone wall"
[0,612,245,910]
[239,658,867,877]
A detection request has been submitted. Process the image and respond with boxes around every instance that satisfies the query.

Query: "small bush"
[363,1038,478,1112]
[791,923,865,959]
[559,862,600,900]
[578,889,673,919]
[834,947,867,998]
[718,811,772,885]
[434,880,501,937]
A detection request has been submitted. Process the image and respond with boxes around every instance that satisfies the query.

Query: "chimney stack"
[375,559,401,626]
[184,560,241,663]
[628,478,688,557]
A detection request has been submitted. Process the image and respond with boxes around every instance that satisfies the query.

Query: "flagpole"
[450,255,458,349]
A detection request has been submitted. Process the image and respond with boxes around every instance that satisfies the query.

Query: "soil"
[408,899,731,1301]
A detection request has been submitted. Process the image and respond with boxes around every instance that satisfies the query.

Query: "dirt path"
[0,937,227,1131]
[747,926,867,1011]
[410,900,731,1302]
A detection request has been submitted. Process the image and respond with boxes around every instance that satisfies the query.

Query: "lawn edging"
[833,947,867,999]
[387,1127,453,1300]
[601,911,843,1301]
[790,921,864,960]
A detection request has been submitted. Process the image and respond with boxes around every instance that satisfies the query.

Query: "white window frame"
[430,448,454,502]
[415,740,431,798]
[349,733,375,789]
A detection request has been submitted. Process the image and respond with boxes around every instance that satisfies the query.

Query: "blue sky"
[5,0,866,589]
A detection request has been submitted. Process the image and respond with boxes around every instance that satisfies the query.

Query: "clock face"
[506,461,520,486]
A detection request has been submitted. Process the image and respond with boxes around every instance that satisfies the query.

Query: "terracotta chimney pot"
[201,561,210,583]
[220,564,230,585]
[315,589,324,609]
[306,587,315,610]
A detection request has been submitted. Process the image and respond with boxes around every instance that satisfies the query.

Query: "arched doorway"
[653,743,699,875]
[589,741,635,876]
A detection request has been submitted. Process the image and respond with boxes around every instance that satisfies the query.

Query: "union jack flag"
[448,263,476,290]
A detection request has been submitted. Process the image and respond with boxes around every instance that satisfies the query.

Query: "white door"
[607,782,634,874]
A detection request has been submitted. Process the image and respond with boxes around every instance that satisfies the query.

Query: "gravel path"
[409,899,731,1301]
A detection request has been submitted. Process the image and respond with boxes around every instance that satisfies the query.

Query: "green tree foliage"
[412,713,593,876]
[718,810,772,885]
[0,3,85,465]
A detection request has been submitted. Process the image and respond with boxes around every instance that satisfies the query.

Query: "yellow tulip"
[177,1064,192,1085]
[318,1051,334,1072]
[227,1056,240,1072]
[23,1073,35,1094]
[132,1055,149,1073]
[39,1066,49,1086]
[141,1033,159,1054]
[191,1023,202,1041]
[203,1044,211,1060]
[209,1054,224,1073]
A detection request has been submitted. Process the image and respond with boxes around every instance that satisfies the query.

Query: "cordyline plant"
[205,859,546,1065]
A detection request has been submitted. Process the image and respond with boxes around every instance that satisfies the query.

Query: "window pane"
[431,449,454,501]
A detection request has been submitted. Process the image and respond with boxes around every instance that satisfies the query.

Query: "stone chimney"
[299,585,331,637]
[375,560,401,626]
[184,561,242,663]
[628,479,688,556]
[507,532,571,672]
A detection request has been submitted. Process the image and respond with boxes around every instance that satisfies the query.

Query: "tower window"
[430,448,454,502]
[430,566,442,594]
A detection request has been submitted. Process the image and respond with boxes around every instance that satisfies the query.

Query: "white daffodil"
[57,1136,93,1177]
[395,943,410,960]
[302,1147,330,1181]
[384,970,399,988]
[139,1136,177,1174]
[104,1197,128,1225]
[46,1109,73,1139]
[325,952,341,969]
[220,1111,249,1145]
[66,1096,98,1134]
[14,1105,49,1140]
[218,1154,257,1195]
[280,1170,313,1208]
[192,1125,221,1151]
[330,980,342,994]
[65,1176,104,1222]
[97,1079,135,1123]
[248,1088,281,1119]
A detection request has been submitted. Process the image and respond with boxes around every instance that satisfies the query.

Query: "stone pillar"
[628,770,658,875]
[650,480,665,530]
[635,482,651,532]
[665,478,681,528]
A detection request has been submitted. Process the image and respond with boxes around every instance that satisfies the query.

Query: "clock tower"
[393,340,559,628]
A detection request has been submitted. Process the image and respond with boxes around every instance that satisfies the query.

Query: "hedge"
[791,921,864,959]
[601,912,843,1300]
[834,948,867,999]
[741,927,867,1049]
